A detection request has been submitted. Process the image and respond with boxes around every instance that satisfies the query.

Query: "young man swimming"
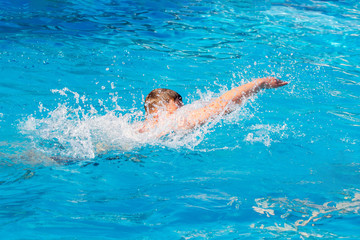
[139,77,288,135]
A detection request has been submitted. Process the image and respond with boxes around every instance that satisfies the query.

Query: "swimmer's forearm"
[183,78,263,127]
[214,77,288,108]
[221,78,264,104]
[197,78,263,114]
[184,77,287,128]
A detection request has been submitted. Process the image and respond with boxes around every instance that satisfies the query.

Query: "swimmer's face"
[166,98,183,114]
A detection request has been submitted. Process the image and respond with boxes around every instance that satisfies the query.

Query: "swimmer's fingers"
[274,79,289,88]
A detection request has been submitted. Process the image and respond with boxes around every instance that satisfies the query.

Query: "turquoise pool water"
[1,0,360,239]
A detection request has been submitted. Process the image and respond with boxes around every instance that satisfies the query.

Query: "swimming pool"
[1,0,359,239]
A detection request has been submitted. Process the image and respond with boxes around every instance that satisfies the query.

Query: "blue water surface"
[0,0,360,239]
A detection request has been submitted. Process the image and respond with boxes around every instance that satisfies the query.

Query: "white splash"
[19,86,289,160]
[244,123,288,146]
[19,88,230,159]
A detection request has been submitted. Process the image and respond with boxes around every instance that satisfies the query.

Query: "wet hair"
[144,88,182,115]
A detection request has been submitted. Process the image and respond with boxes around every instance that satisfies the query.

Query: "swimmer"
[139,77,288,135]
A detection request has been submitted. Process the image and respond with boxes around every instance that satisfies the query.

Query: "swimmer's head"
[144,88,183,116]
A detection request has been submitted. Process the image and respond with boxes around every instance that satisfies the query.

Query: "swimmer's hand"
[259,77,288,89]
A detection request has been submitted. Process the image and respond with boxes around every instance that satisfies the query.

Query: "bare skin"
[139,77,288,134]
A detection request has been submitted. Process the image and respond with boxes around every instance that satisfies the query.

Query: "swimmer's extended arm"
[182,77,288,128]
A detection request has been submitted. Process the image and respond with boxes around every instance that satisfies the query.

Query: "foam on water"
[251,189,360,238]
